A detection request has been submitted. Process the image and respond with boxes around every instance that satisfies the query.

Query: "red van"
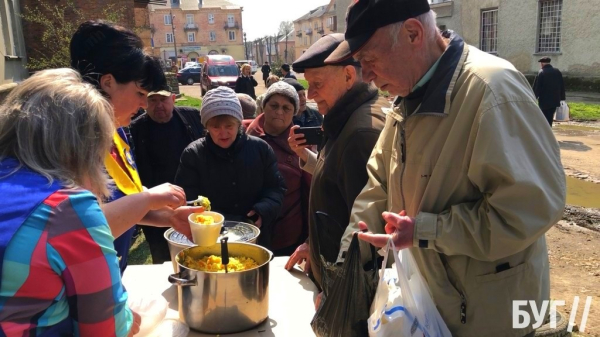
[200,55,239,96]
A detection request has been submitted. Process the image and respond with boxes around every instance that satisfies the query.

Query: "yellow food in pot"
[193,214,215,225]
[183,255,258,272]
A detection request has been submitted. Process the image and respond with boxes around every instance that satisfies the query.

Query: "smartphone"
[294,126,323,146]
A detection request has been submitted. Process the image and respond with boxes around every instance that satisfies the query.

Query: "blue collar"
[395,32,468,115]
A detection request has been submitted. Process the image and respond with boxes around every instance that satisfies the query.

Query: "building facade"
[431,0,600,77]
[0,0,28,101]
[148,0,244,67]
[293,0,337,57]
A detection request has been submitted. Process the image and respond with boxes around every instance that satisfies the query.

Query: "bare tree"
[278,21,294,63]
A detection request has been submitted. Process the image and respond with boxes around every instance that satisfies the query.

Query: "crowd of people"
[0,0,567,336]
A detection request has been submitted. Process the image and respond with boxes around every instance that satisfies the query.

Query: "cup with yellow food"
[188,211,225,246]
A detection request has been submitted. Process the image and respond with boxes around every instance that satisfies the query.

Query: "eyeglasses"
[267,102,294,114]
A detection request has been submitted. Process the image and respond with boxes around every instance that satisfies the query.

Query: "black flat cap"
[282,78,305,92]
[325,0,430,64]
[293,33,361,73]
[538,56,551,63]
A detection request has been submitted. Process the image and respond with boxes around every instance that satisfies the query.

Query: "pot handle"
[168,272,198,287]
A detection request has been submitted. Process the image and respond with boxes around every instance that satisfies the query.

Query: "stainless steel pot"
[168,242,272,334]
[164,221,260,272]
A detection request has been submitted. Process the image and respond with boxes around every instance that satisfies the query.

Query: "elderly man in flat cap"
[284,33,388,293]
[327,0,565,336]
[533,57,566,126]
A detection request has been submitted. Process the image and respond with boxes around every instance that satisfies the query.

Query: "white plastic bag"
[128,295,168,337]
[555,101,570,121]
[368,239,452,337]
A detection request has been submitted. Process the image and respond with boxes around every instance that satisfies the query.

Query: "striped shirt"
[0,189,132,336]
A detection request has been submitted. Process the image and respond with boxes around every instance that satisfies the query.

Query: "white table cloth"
[122,257,318,336]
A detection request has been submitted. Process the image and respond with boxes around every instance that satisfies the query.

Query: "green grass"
[569,102,600,121]
[128,231,152,265]
[298,79,309,90]
[175,94,202,108]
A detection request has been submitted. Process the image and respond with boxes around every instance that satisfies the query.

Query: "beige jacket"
[340,35,565,337]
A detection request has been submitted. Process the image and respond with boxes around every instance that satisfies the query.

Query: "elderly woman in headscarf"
[246,82,312,256]
[175,86,286,249]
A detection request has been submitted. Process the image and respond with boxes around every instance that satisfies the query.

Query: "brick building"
[148,0,245,67]
[293,0,337,57]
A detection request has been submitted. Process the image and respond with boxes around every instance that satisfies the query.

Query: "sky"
[228,0,330,41]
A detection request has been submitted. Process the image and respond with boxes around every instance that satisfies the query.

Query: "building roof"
[149,0,240,11]
[293,3,330,22]
[279,30,295,42]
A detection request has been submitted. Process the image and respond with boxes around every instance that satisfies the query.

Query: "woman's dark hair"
[70,20,165,92]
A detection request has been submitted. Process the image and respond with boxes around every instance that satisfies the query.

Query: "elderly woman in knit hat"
[175,86,286,248]
[247,82,313,256]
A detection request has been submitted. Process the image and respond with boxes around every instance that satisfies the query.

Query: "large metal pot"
[168,242,272,334]
[164,221,260,272]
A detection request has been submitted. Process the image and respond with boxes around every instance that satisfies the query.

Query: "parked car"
[177,67,201,85]
[184,61,200,69]
[235,60,258,74]
[201,55,239,96]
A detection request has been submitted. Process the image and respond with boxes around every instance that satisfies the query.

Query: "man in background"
[281,63,297,79]
[261,61,271,86]
[282,78,323,127]
[129,88,204,263]
[533,56,566,126]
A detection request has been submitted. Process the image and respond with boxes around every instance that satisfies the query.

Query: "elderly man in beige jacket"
[326,0,565,336]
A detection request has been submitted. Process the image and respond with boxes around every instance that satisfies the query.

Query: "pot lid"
[168,221,260,246]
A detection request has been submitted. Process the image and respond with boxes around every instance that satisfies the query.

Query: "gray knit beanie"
[262,81,300,114]
[200,86,243,127]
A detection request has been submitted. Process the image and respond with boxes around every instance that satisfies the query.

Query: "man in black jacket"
[533,56,566,126]
[261,61,271,86]
[129,89,204,263]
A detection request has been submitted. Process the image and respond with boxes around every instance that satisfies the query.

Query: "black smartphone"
[294,126,323,146]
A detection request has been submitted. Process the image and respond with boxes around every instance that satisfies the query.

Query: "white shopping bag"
[555,101,570,121]
[368,239,452,337]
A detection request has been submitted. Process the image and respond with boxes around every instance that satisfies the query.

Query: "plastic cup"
[188,211,224,247]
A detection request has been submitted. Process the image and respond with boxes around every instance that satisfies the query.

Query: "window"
[209,31,216,41]
[228,31,236,41]
[166,33,173,43]
[188,32,195,42]
[480,9,498,53]
[227,14,235,25]
[303,36,307,45]
[537,0,562,53]
[164,14,172,25]
[186,14,194,25]
[208,13,214,24]
[1,0,23,56]
[327,17,333,27]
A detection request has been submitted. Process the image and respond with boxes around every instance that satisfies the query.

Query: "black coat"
[307,82,387,287]
[533,64,566,110]
[235,75,258,99]
[174,133,286,248]
[129,107,204,188]
[261,65,271,78]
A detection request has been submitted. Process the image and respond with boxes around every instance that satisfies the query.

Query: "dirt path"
[548,222,600,336]
[554,122,600,181]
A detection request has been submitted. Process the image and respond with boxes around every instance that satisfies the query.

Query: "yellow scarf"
[104,131,143,196]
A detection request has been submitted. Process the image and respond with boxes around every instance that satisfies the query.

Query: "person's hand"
[357,210,415,250]
[285,242,311,274]
[315,291,324,311]
[144,183,185,210]
[288,125,309,162]
[128,308,141,336]
[247,210,262,228]
[170,206,204,239]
